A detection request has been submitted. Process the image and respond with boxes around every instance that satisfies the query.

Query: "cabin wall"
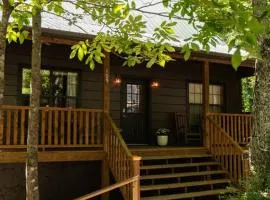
[0,161,101,200]
[5,41,104,108]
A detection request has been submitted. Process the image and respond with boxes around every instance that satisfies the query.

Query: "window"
[188,82,223,131]
[126,83,144,113]
[21,68,78,107]
[209,85,223,112]
[188,83,223,108]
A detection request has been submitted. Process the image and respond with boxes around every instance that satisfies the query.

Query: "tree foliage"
[242,77,255,113]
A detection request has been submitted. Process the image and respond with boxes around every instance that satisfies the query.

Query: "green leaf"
[162,0,169,7]
[78,47,84,61]
[70,49,77,59]
[183,49,191,61]
[131,1,136,9]
[19,34,25,44]
[249,18,265,34]
[146,57,156,68]
[159,59,166,67]
[191,43,200,51]
[113,4,125,13]
[89,60,95,70]
[231,49,242,69]
[8,0,14,6]
[165,45,175,52]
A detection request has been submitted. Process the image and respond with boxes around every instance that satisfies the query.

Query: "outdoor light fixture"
[151,80,159,88]
[113,75,122,86]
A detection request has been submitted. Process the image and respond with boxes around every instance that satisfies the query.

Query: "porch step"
[131,147,208,157]
[140,151,237,199]
[142,154,212,160]
[141,188,238,200]
[140,170,226,180]
[141,161,218,170]
[141,179,231,191]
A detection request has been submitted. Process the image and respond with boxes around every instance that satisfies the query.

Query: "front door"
[120,79,148,144]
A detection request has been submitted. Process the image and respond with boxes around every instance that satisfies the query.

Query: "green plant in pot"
[156,128,170,146]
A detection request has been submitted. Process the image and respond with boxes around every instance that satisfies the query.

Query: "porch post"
[202,61,209,148]
[103,51,110,113]
[102,51,110,200]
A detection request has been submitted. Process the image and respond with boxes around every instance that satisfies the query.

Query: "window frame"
[187,81,225,130]
[19,66,80,107]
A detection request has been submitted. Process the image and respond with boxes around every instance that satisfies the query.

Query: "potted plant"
[156,128,170,146]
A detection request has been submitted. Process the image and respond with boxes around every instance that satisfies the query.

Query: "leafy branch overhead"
[69,0,267,70]
[3,0,268,70]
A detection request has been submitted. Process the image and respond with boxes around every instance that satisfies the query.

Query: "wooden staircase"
[132,148,237,200]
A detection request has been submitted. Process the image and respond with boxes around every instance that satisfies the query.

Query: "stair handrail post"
[131,155,141,200]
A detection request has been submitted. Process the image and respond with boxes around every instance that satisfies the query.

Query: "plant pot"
[157,135,168,146]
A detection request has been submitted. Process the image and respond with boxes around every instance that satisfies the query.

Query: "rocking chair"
[174,112,202,146]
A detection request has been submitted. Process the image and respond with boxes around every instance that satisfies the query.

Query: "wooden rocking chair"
[174,112,202,146]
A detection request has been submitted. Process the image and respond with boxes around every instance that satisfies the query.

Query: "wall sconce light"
[113,75,122,86]
[151,80,159,88]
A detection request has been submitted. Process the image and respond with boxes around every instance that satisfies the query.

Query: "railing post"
[102,113,110,200]
[203,61,210,148]
[132,156,141,200]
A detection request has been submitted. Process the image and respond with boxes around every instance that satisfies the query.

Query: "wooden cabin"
[0,5,254,199]
[0,33,254,199]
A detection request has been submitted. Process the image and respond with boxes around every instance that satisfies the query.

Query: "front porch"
[0,106,251,154]
[0,105,251,199]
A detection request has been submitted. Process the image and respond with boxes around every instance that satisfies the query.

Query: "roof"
[40,0,231,55]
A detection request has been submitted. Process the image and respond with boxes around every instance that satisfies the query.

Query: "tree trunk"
[251,38,270,189]
[26,6,42,200]
[0,1,12,137]
[249,0,270,193]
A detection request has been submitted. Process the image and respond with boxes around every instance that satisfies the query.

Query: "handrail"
[0,105,103,112]
[74,175,139,200]
[104,113,141,200]
[207,112,252,145]
[206,115,249,184]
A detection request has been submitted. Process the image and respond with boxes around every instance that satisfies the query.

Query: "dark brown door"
[121,79,148,144]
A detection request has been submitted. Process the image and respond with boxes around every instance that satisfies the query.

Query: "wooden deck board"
[130,146,209,157]
[0,150,105,163]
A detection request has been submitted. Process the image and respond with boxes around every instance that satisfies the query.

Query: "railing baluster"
[13,110,18,145]
[20,109,25,145]
[60,110,65,145]
[67,109,71,145]
[54,110,59,145]
[6,110,11,145]
[79,111,83,145]
[91,112,95,144]
[73,110,77,145]
[97,112,101,144]
[48,110,52,145]
[41,110,46,145]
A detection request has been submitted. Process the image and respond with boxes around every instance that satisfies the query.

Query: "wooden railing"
[206,115,249,184]
[0,105,103,148]
[207,113,252,146]
[104,114,141,200]
[74,175,139,200]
